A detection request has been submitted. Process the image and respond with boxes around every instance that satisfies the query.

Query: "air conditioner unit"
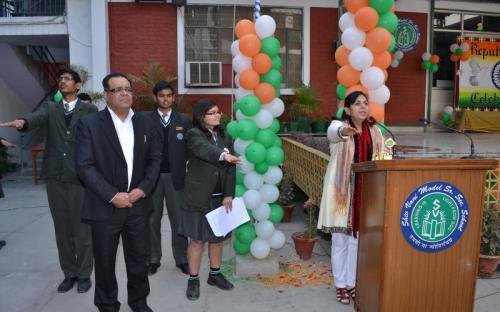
[185,62,222,87]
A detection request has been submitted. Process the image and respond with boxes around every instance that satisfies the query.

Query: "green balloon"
[261,37,281,57]
[273,137,283,148]
[377,11,398,33]
[53,91,63,102]
[237,119,258,140]
[236,172,244,185]
[235,184,247,197]
[455,48,464,55]
[275,88,281,98]
[388,34,396,52]
[255,128,277,148]
[271,55,282,70]
[235,223,256,244]
[226,120,238,139]
[376,122,388,136]
[261,69,282,89]
[369,0,394,14]
[247,209,254,220]
[269,204,284,224]
[441,113,451,123]
[233,238,251,255]
[336,106,344,119]
[430,63,439,73]
[233,102,240,112]
[266,146,285,166]
[270,118,280,134]
[337,84,347,100]
[255,162,269,174]
[239,95,261,117]
[245,142,267,164]
[422,60,431,70]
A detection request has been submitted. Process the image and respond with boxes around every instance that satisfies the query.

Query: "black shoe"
[186,279,200,300]
[0,240,5,250]
[176,263,189,275]
[207,273,234,290]
[131,304,153,312]
[77,278,92,293]
[148,262,160,275]
[57,277,77,293]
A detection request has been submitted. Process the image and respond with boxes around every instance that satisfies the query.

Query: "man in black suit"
[76,72,161,312]
[146,81,191,275]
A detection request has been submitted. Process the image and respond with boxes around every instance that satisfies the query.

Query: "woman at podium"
[317,91,384,305]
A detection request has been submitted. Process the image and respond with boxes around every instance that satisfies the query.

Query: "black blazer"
[75,108,162,221]
[143,110,192,190]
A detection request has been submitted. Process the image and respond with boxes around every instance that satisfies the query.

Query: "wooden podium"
[352,159,498,312]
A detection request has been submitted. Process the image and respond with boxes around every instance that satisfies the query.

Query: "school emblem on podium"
[400,181,468,252]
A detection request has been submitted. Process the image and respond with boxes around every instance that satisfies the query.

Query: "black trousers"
[89,209,150,312]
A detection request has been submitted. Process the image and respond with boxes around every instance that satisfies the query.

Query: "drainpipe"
[426,0,435,122]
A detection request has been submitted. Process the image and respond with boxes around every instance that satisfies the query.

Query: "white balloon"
[349,47,373,71]
[255,15,276,39]
[235,109,251,120]
[234,73,241,87]
[449,43,459,53]
[255,220,275,239]
[443,105,454,115]
[244,171,264,190]
[390,59,400,68]
[262,98,285,118]
[339,12,355,32]
[421,52,431,61]
[234,138,252,155]
[394,50,404,60]
[341,26,366,50]
[250,238,270,259]
[232,54,252,73]
[253,203,271,221]
[263,166,283,185]
[460,42,469,51]
[268,230,286,249]
[243,189,263,210]
[369,84,391,105]
[259,184,279,203]
[231,40,240,56]
[235,87,253,102]
[253,109,273,129]
[237,156,255,174]
[360,67,385,90]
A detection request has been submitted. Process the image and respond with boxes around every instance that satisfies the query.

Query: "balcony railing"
[0,0,65,17]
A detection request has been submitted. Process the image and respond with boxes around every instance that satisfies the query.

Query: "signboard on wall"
[458,39,500,109]
[394,18,420,52]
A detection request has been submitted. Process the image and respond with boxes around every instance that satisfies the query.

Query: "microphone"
[419,117,478,159]
[369,117,399,159]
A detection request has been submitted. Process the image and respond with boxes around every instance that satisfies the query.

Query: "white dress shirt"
[108,107,135,191]
[62,98,78,112]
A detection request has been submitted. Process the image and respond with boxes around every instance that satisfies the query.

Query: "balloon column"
[335,0,399,123]
[421,52,440,73]
[449,42,471,62]
[228,15,286,259]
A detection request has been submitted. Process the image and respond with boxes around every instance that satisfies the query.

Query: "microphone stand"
[419,117,478,159]
[370,117,399,159]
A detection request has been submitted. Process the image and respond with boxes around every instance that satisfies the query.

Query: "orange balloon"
[337,64,361,87]
[354,7,379,32]
[240,69,260,90]
[382,69,388,82]
[368,101,385,122]
[346,84,368,97]
[372,51,392,69]
[345,0,369,14]
[252,53,272,74]
[335,45,351,66]
[460,50,471,61]
[235,19,256,39]
[390,5,396,12]
[450,54,459,62]
[338,100,345,109]
[239,34,261,57]
[430,54,440,64]
[366,28,392,54]
[255,83,276,104]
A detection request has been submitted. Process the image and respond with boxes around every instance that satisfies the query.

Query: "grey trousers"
[46,180,93,279]
[150,172,188,265]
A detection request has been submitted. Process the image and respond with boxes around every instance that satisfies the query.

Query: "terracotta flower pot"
[281,204,294,222]
[478,254,500,277]
[292,232,317,260]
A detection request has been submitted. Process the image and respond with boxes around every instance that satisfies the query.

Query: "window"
[184,5,303,88]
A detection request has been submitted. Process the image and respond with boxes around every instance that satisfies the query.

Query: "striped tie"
[160,113,170,127]
[63,103,73,115]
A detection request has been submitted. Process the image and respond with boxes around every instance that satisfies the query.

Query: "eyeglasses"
[106,87,133,94]
[205,111,223,116]
[57,76,74,83]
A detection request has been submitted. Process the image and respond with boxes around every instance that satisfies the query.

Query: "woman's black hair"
[192,99,226,139]
[340,91,375,126]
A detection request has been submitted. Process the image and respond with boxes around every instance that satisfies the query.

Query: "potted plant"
[311,115,329,133]
[291,85,320,133]
[479,202,500,276]
[277,171,296,222]
[292,198,318,260]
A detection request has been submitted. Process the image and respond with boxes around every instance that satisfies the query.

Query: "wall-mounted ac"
[185,62,222,87]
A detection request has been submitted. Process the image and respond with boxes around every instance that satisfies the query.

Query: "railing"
[0,0,65,17]
[30,45,60,112]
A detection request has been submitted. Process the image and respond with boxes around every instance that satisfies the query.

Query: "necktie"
[63,103,71,115]
[160,113,170,127]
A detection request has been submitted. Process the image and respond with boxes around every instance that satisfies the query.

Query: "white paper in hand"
[205,197,250,237]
